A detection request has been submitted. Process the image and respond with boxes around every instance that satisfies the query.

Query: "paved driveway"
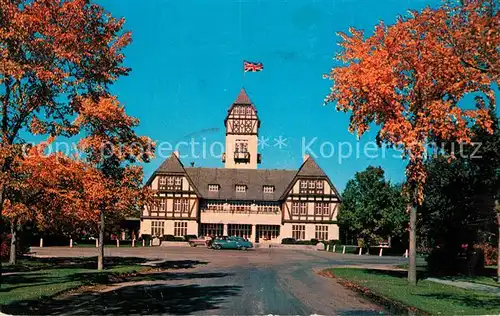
[30,247,407,315]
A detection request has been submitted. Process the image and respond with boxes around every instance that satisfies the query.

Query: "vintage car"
[187,236,210,247]
[211,236,253,250]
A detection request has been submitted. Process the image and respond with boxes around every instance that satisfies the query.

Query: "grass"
[1,256,148,306]
[328,268,500,315]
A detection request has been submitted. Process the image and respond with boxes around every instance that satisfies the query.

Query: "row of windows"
[299,180,324,194]
[151,221,188,237]
[292,225,329,241]
[151,198,190,213]
[208,184,275,194]
[291,202,331,216]
[158,176,183,191]
[204,202,280,212]
[158,177,326,195]
[232,106,254,116]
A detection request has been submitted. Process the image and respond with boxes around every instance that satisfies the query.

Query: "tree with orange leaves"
[0,0,131,220]
[3,144,102,264]
[75,96,154,271]
[325,0,498,285]
[0,0,153,271]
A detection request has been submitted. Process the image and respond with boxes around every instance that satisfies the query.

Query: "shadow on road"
[3,256,151,273]
[5,283,241,315]
[2,260,239,315]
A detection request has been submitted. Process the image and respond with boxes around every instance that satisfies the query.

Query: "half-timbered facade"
[140,88,341,243]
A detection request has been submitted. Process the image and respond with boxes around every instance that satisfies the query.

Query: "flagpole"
[242,60,245,86]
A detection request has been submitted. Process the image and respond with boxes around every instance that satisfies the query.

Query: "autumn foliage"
[325,0,498,203]
[325,0,498,284]
[1,0,153,268]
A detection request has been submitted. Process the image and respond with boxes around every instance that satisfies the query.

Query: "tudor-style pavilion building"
[140,88,341,243]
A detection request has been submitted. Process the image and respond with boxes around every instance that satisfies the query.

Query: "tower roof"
[234,87,252,104]
[224,88,260,125]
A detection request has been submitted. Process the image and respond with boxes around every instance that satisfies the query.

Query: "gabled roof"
[297,155,327,177]
[185,167,297,201]
[156,153,186,174]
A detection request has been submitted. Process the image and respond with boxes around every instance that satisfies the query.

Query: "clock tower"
[222,88,261,169]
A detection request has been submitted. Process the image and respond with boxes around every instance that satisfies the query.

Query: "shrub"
[310,238,319,246]
[162,235,184,242]
[140,234,152,241]
[281,238,296,244]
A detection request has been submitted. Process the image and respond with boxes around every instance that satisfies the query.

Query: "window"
[235,140,248,153]
[228,224,252,238]
[257,225,280,240]
[292,225,305,240]
[161,176,182,190]
[257,202,279,213]
[200,223,223,237]
[208,184,219,192]
[263,185,275,194]
[299,180,324,194]
[322,202,330,215]
[292,202,307,215]
[174,198,189,213]
[174,222,188,236]
[151,221,164,237]
[314,202,330,216]
[159,199,165,211]
[235,185,247,193]
[315,225,328,240]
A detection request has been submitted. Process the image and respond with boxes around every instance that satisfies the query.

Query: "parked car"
[212,236,253,250]
[188,236,209,247]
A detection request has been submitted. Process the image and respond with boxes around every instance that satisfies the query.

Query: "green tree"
[339,166,408,250]
[421,111,500,278]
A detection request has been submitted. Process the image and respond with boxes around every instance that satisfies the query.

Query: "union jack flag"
[243,61,264,72]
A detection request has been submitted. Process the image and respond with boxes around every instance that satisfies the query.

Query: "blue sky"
[98,0,446,190]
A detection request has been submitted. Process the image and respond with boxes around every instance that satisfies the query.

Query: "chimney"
[173,151,179,158]
[303,154,310,162]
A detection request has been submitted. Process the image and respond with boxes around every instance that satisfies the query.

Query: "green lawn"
[1,257,148,306]
[329,268,500,315]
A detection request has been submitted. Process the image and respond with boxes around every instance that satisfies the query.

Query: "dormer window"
[235,185,247,193]
[263,185,274,194]
[208,184,219,192]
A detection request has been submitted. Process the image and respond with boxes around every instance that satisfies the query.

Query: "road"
[29,247,407,315]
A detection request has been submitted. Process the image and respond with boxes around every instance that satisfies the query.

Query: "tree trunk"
[0,181,4,283]
[496,204,499,283]
[9,222,17,265]
[97,210,105,271]
[408,203,417,285]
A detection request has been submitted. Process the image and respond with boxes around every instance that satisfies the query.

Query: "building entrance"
[256,225,280,243]
[228,224,252,239]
